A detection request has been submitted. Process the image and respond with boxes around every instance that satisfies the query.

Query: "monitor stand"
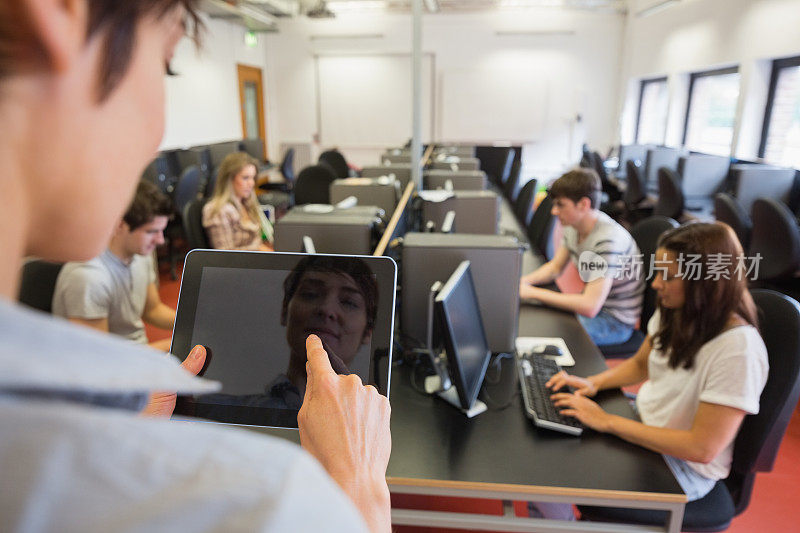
[436,386,488,418]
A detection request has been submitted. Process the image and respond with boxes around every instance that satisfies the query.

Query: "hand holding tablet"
[298,334,392,533]
[171,251,396,429]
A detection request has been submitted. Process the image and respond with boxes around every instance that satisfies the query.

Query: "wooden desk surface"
[386,304,685,503]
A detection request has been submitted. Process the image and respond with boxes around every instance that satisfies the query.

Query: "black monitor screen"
[434,260,492,410]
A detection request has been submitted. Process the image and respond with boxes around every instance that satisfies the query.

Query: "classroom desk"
[386,303,686,533]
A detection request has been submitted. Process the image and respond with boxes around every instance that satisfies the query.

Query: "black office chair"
[622,160,654,225]
[503,156,522,202]
[514,178,539,228]
[527,193,556,260]
[598,215,679,358]
[17,260,64,313]
[173,165,203,216]
[748,198,800,298]
[318,149,350,180]
[592,151,623,203]
[714,193,752,250]
[654,167,685,221]
[581,289,800,531]
[182,198,210,250]
[293,164,338,205]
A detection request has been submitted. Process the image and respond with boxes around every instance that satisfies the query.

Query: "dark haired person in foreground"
[520,168,644,346]
[0,1,390,532]
[547,223,767,507]
[52,180,177,350]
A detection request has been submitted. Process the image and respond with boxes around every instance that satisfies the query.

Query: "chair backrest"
[726,289,800,514]
[749,198,800,280]
[173,165,203,215]
[503,154,522,202]
[318,149,349,180]
[514,178,539,228]
[623,159,646,208]
[182,198,210,250]
[714,193,752,250]
[527,193,556,259]
[18,260,64,313]
[239,138,265,163]
[629,215,679,331]
[592,151,622,202]
[280,147,296,185]
[293,164,338,205]
[654,167,684,219]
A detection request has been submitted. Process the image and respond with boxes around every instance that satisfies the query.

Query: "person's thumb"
[180,345,207,376]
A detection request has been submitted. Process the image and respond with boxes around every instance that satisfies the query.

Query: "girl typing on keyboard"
[547,222,768,503]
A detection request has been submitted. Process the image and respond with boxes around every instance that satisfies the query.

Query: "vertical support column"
[411,0,423,190]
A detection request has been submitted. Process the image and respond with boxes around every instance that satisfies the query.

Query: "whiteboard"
[438,68,547,143]
[316,54,434,148]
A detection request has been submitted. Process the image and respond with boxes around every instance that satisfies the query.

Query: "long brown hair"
[653,222,759,369]
[207,152,261,221]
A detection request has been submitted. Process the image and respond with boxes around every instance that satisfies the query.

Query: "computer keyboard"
[517,354,583,436]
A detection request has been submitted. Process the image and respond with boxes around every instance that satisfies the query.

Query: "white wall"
[619,0,800,159]
[264,8,625,179]
[160,14,270,152]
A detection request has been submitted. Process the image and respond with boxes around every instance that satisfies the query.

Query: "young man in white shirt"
[520,168,644,346]
[53,180,176,350]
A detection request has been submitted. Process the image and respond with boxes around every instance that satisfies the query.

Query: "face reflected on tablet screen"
[281,257,377,396]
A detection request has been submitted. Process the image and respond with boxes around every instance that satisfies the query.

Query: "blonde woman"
[202,152,274,251]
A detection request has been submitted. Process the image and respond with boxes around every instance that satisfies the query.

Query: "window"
[683,67,740,156]
[635,77,668,145]
[760,56,800,169]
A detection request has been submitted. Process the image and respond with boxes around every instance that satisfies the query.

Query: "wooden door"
[237,64,267,160]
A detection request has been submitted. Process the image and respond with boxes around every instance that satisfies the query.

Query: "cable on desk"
[480,352,518,411]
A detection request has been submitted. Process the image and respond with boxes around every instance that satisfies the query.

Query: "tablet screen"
[171,251,396,429]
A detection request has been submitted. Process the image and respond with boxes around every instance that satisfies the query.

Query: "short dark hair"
[549,168,602,209]
[0,0,202,101]
[123,180,173,231]
[282,256,379,332]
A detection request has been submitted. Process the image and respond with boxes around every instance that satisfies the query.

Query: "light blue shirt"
[0,300,368,533]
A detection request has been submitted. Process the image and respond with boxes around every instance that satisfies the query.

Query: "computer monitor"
[434,261,492,411]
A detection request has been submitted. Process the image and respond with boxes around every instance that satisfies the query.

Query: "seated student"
[203,151,274,251]
[547,222,768,506]
[52,180,176,351]
[519,168,644,346]
[1,2,390,532]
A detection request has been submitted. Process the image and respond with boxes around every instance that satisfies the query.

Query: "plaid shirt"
[202,201,262,251]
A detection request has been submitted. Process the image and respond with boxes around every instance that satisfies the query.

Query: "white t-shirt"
[636,309,768,481]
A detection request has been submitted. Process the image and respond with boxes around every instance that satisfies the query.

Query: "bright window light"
[636,78,669,145]
[762,60,800,169]
[684,69,740,156]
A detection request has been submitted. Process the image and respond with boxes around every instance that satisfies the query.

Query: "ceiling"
[201,0,631,32]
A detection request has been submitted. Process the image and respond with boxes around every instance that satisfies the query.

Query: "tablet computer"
[171,250,396,429]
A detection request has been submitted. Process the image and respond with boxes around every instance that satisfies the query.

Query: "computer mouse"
[535,344,563,356]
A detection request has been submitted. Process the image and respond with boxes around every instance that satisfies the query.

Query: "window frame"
[681,66,740,148]
[758,55,800,160]
[635,76,668,145]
